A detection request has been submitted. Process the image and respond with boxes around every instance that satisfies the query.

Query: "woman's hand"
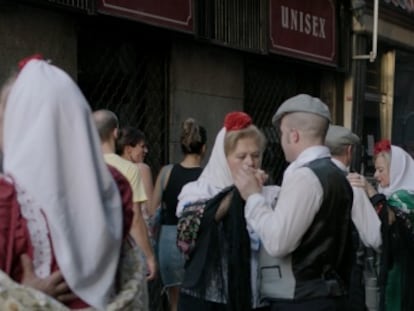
[145,255,157,281]
[20,254,76,302]
[347,173,377,198]
[254,169,269,186]
[234,166,267,200]
[215,192,233,221]
[387,208,396,225]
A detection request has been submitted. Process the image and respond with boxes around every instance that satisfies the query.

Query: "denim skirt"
[158,225,185,287]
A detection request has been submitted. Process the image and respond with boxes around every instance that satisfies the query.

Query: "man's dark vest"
[260,157,354,301]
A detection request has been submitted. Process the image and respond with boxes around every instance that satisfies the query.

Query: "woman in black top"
[150,118,207,311]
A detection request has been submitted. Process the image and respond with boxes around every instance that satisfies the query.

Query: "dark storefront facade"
[73,0,351,183]
[351,0,414,174]
[0,1,353,310]
[2,0,351,182]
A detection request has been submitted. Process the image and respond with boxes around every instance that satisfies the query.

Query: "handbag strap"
[159,164,174,197]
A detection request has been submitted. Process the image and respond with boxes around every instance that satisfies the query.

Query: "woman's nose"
[245,155,254,167]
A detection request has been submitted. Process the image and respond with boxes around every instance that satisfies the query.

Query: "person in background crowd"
[93,109,157,282]
[176,111,273,311]
[0,56,147,309]
[234,94,354,311]
[348,140,414,311]
[325,125,382,311]
[326,125,382,250]
[150,118,207,311]
[116,126,154,234]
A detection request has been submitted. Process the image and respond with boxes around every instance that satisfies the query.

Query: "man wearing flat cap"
[327,125,382,311]
[326,125,381,250]
[234,94,354,310]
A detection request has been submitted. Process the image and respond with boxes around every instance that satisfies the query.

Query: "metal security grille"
[17,0,93,12]
[47,0,91,10]
[77,23,169,311]
[197,0,266,52]
[77,24,169,177]
[244,57,320,184]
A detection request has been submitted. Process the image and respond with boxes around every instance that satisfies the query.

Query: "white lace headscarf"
[2,59,123,309]
[176,127,233,216]
[378,145,414,198]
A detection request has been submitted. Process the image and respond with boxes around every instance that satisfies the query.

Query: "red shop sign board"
[269,0,337,66]
[97,0,193,33]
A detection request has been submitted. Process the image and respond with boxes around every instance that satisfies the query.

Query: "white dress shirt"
[244,146,330,257]
[331,158,382,251]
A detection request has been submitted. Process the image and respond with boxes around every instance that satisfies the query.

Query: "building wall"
[169,40,244,163]
[354,14,414,50]
[0,4,77,83]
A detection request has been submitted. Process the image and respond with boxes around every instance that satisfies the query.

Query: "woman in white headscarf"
[0,56,147,310]
[349,140,414,311]
[176,112,277,311]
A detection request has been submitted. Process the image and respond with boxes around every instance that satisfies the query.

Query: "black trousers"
[269,297,347,311]
[178,292,270,311]
[178,293,227,311]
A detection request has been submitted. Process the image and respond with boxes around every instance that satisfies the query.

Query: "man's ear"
[113,127,119,140]
[291,128,300,143]
[347,145,353,158]
[345,144,354,166]
[125,144,133,155]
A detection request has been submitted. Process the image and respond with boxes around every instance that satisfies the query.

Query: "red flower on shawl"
[374,139,391,156]
[18,54,43,71]
[224,111,252,131]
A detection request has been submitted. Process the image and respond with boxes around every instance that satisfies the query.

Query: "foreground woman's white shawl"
[378,145,414,198]
[3,60,123,309]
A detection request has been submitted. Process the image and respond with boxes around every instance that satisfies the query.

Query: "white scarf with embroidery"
[3,59,123,309]
[378,145,414,198]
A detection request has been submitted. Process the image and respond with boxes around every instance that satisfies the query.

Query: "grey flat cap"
[326,125,360,147]
[272,94,331,125]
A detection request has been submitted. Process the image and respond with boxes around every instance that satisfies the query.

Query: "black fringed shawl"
[181,186,252,311]
[371,192,414,311]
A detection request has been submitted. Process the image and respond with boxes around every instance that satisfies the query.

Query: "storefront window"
[392,50,414,158]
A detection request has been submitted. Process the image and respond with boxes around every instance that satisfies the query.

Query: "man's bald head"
[282,111,329,143]
[93,109,118,142]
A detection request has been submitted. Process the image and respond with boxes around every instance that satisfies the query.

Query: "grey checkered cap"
[326,125,360,146]
[272,94,331,125]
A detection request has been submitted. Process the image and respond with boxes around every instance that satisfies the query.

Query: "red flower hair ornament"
[374,139,391,156]
[224,111,252,131]
[18,54,44,71]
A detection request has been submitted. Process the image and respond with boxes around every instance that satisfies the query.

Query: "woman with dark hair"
[150,118,207,311]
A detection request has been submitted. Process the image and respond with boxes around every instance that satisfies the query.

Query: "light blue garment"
[158,225,185,288]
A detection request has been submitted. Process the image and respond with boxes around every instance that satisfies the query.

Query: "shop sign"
[97,0,193,33]
[269,0,336,65]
